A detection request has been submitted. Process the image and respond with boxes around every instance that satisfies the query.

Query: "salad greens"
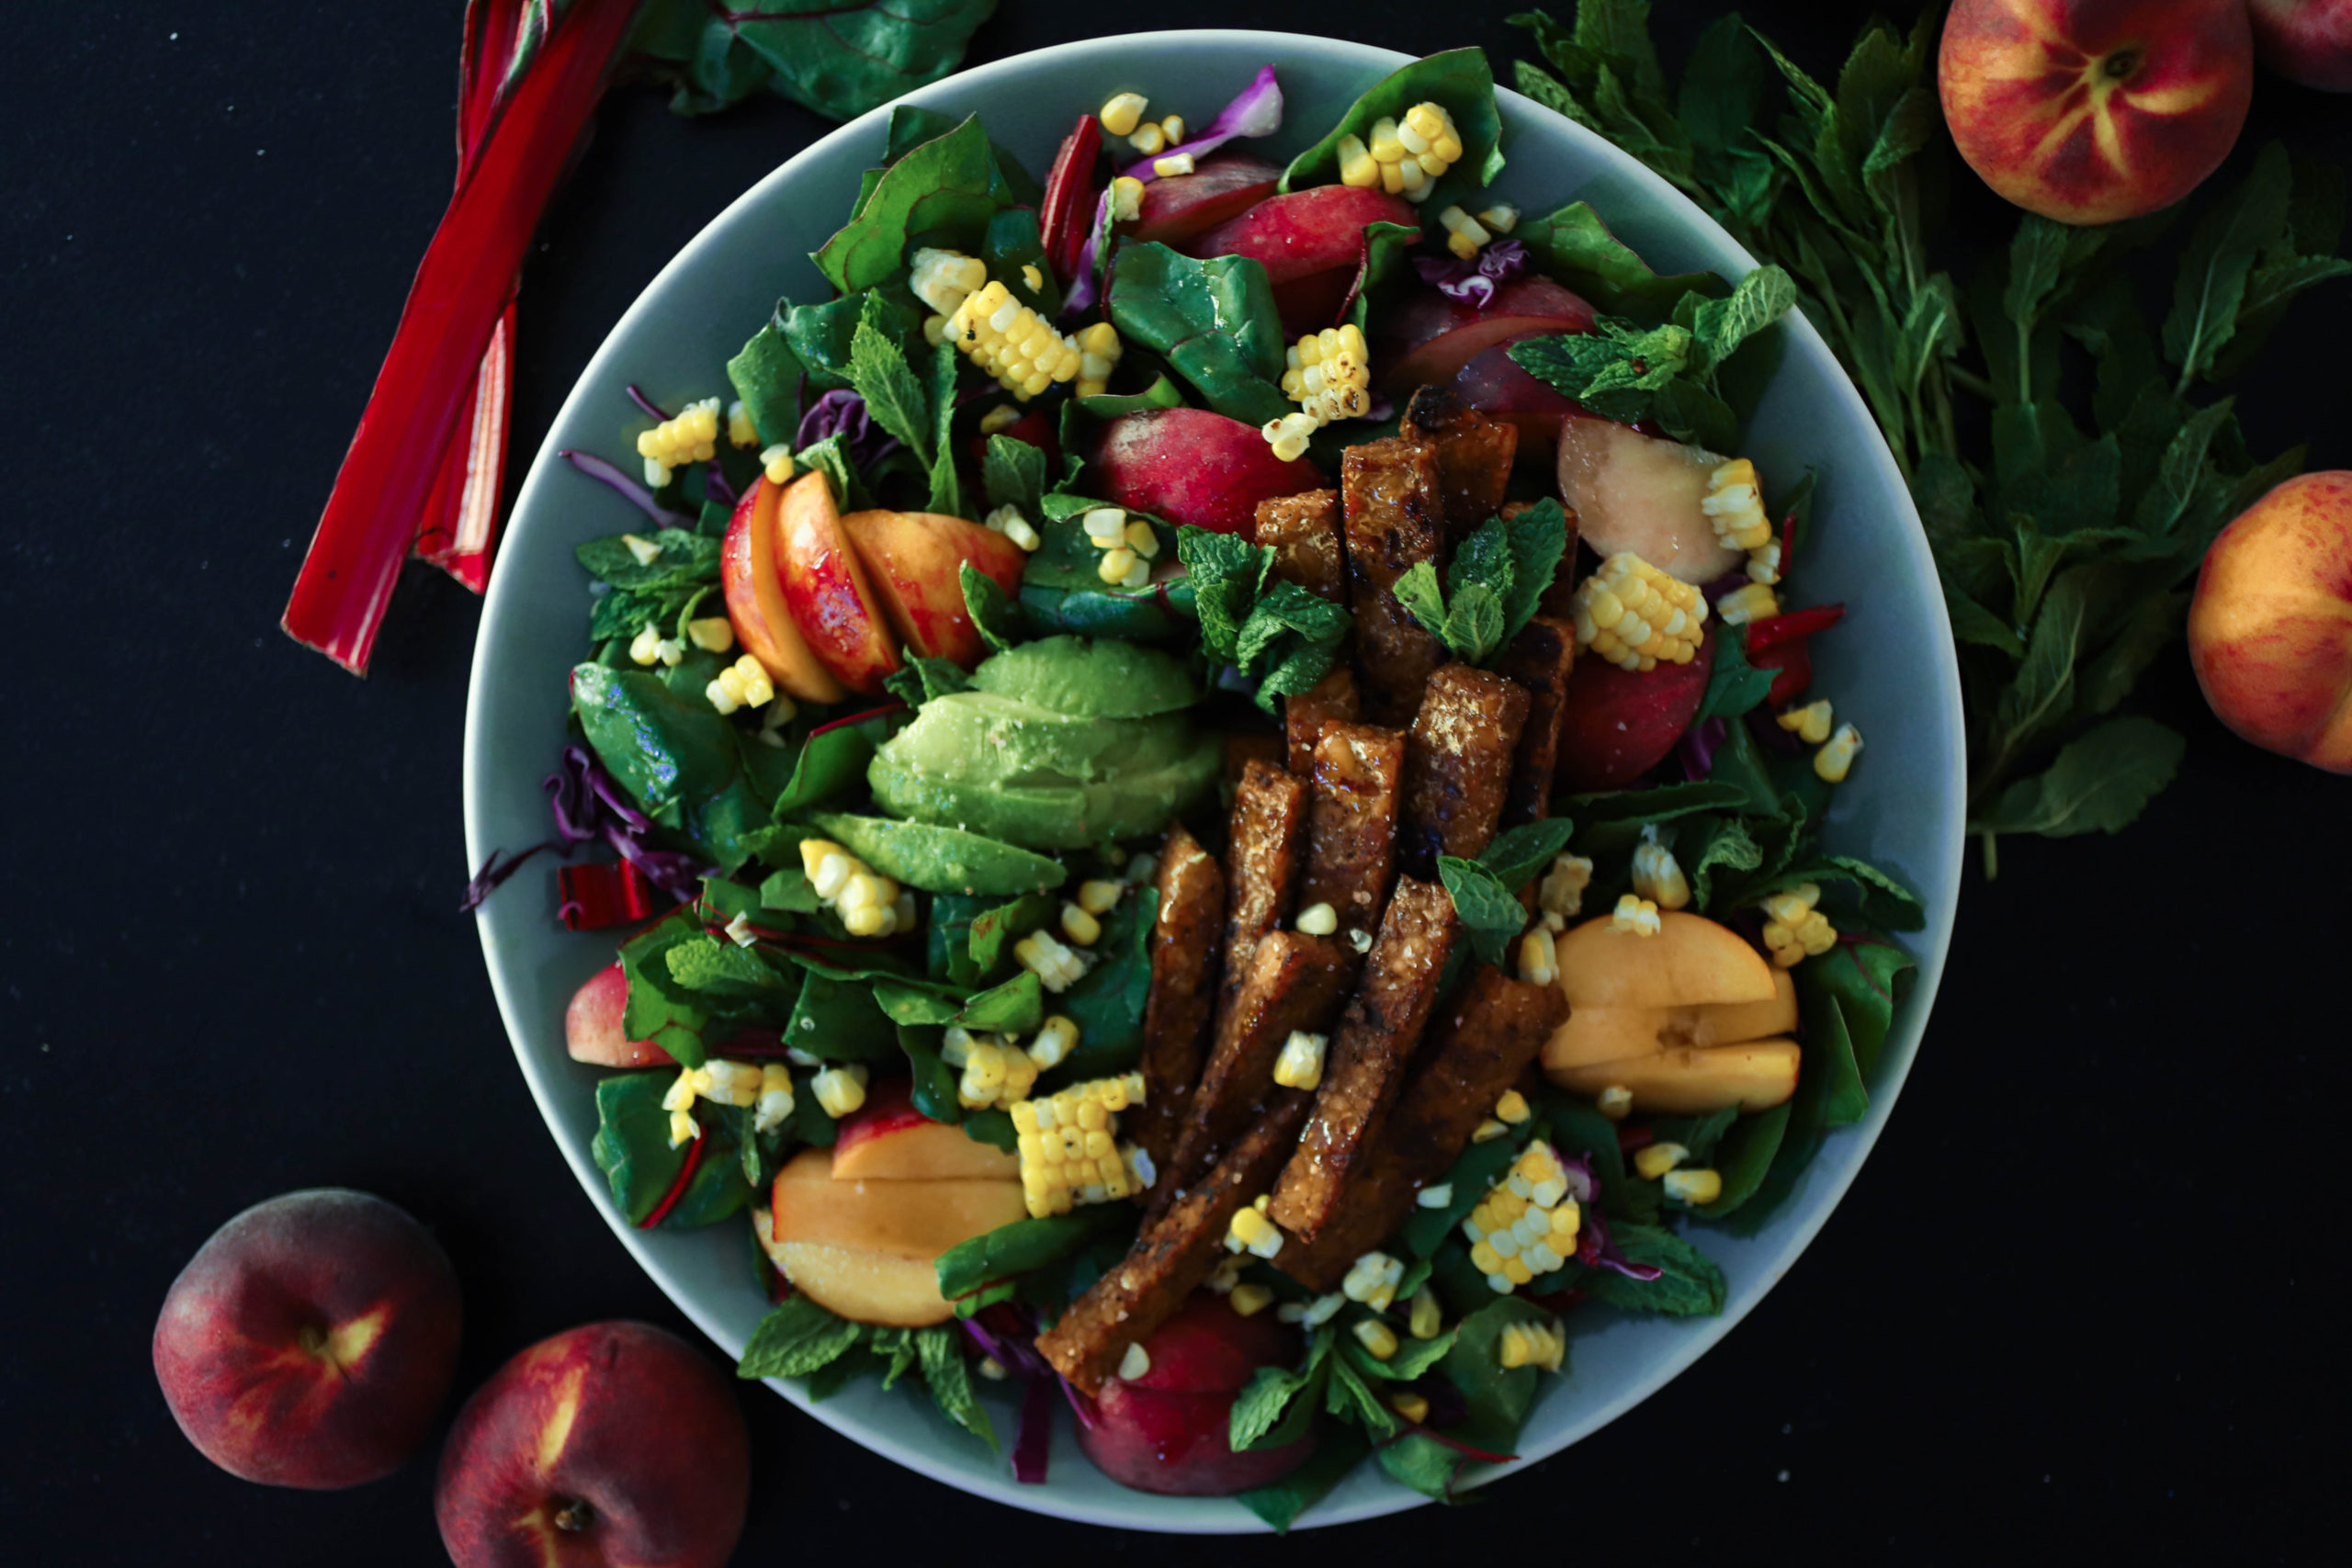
[1513,0,2352,871]
[631,0,1000,125]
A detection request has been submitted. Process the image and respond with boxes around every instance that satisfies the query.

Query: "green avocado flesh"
[868,678,1219,852]
[967,635,1200,717]
[806,813,1068,897]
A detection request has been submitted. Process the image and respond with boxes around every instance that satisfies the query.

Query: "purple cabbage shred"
[1577,1202,1664,1282]
[1677,716,1728,780]
[1125,64,1284,182]
[1060,190,1112,320]
[1412,239,1530,309]
[1014,1376,1056,1483]
[626,384,673,423]
[795,388,902,470]
[558,449,695,528]
[545,743,709,904]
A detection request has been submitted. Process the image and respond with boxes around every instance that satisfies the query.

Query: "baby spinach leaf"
[635,0,998,125]
[738,1293,865,1380]
[773,709,891,818]
[575,528,721,592]
[782,970,900,1063]
[1348,220,1429,333]
[899,1023,963,1124]
[1695,1101,1792,1220]
[936,1209,1126,1301]
[1283,47,1505,194]
[1435,855,1525,966]
[726,317,805,447]
[591,1073,686,1224]
[1399,1134,1522,1258]
[961,561,1022,655]
[1375,1295,1551,1499]
[571,663,745,826]
[1238,1423,1369,1532]
[1107,243,1290,426]
[815,114,1005,295]
[871,978,961,1028]
[982,433,1046,518]
[1577,1221,1727,1315]
[1514,199,1724,317]
[957,971,1044,1035]
[1050,887,1159,1079]
[967,892,1054,978]
[617,908,713,1066]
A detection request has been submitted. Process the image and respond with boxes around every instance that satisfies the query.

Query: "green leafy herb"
[1174,527,1354,712]
[1435,855,1526,966]
[935,1209,1126,1301]
[1399,1134,1523,1258]
[814,115,1006,296]
[1577,1221,1727,1315]
[960,559,1023,656]
[882,657,971,710]
[1391,503,1569,666]
[1478,817,1579,891]
[575,528,721,592]
[1107,243,1292,425]
[1283,47,1505,195]
[738,1293,865,1380]
[915,1325,996,1449]
[1230,1327,1336,1453]
[631,0,999,125]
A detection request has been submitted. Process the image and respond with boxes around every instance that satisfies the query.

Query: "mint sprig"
[1390,502,1569,667]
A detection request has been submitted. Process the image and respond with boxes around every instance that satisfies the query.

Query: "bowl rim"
[464,26,1966,1533]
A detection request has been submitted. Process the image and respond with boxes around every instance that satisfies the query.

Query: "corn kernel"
[1495,1090,1531,1126]
[761,445,793,484]
[1295,901,1339,936]
[705,670,745,716]
[1029,1015,1080,1071]
[1665,1168,1724,1205]
[1117,1343,1150,1381]
[1152,153,1195,179]
[1272,1031,1328,1091]
[1573,553,1710,671]
[628,624,663,666]
[1408,1287,1442,1340]
[978,403,1021,437]
[1354,1320,1401,1360]
[1632,837,1691,910]
[1229,1283,1275,1316]
[1099,92,1147,137]
[1128,123,1166,156]
[1076,880,1123,916]
[1476,204,1520,233]
[1391,1392,1430,1424]
[1702,459,1774,551]
[1611,895,1662,936]
[1540,854,1594,920]
[810,1065,868,1119]
[1779,700,1835,745]
[1517,927,1557,987]
[1634,1142,1690,1180]
[1227,1204,1284,1258]
[1471,1117,1509,1144]
[1598,1086,1634,1121]
[1159,114,1185,145]
[1337,133,1378,187]
[1416,1183,1453,1211]
[726,400,756,448]
[1060,902,1102,946]
[1815,722,1863,783]
[684,616,735,653]
[1109,175,1144,223]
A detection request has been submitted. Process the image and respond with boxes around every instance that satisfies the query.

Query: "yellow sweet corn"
[1108,175,1145,224]
[636,397,723,486]
[1631,835,1691,910]
[1278,323,1373,427]
[754,1063,795,1134]
[1572,553,1711,671]
[1476,203,1520,233]
[1408,1286,1443,1340]
[1026,1014,1080,1071]
[1815,722,1863,783]
[1261,411,1318,463]
[628,624,664,666]
[621,533,663,567]
[1597,1085,1634,1121]
[1747,538,1784,585]
[1718,581,1782,626]
[1077,879,1125,916]
[1463,1141,1581,1293]
[1416,1183,1453,1209]
[1517,927,1558,987]
[1471,1117,1510,1145]
[1634,1141,1689,1180]
[1759,883,1838,968]
[1272,1030,1328,1090]
[1128,122,1166,156]
[1539,853,1595,924]
[662,1066,702,1148]
[958,1039,1042,1110]
[809,1064,869,1119]
[1341,1250,1406,1312]
[978,403,1022,437]
[1153,152,1195,178]
[1702,458,1774,551]
[690,1059,764,1109]
[1336,133,1378,188]
[1344,102,1463,200]
[1354,1320,1401,1360]
[1159,114,1185,145]
[1226,1195,1285,1258]
[1612,895,1663,936]
[948,280,1083,401]
[1014,930,1089,992]
[796,838,903,936]
[1229,1283,1275,1317]
[1497,1320,1566,1372]
[761,444,794,485]
[1778,700,1835,745]
[1437,205,1492,261]
[1295,900,1339,936]
[1495,1089,1531,1126]
[1099,92,1148,137]
[727,400,756,449]
[983,504,1043,552]
[1124,519,1159,558]
[1076,321,1124,400]
[1391,1391,1430,1424]
[1059,902,1103,947]
[1012,1072,1148,1217]
[685,616,735,654]
[707,653,775,716]
[1118,1343,1151,1380]
[1665,1168,1724,1204]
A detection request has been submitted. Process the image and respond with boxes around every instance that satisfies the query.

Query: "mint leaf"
[1446,582,1508,665]
[1687,264,1796,364]
[916,1324,997,1450]
[1391,559,1449,647]
[739,1293,864,1379]
[1974,716,2186,840]
[1436,855,1525,965]
[982,433,1046,517]
[1577,1222,1727,1315]
[1231,1329,1334,1452]
[1497,499,1571,638]
[2165,143,2291,392]
[1176,526,1271,665]
[848,293,933,457]
[1479,818,1578,891]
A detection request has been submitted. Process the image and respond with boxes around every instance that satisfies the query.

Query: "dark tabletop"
[3,1,2344,1561]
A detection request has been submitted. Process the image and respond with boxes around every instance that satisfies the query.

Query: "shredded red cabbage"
[704,466,737,507]
[795,388,902,469]
[1122,64,1283,183]
[625,384,673,423]
[547,743,709,903]
[1577,1201,1664,1282]
[1412,239,1531,309]
[1014,1374,1056,1483]
[459,841,555,912]
[1677,716,1728,779]
[558,449,695,528]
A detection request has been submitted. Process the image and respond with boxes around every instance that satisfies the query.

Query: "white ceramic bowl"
[464,28,1965,1532]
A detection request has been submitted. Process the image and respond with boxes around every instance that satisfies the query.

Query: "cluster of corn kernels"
[1717,581,1783,626]
[1336,102,1464,203]
[1063,877,1125,944]
[1099,92,1185,159]
[1611,894,1663,936]
[1470,1088,1533,1148]
[1702,458,1782,587]
[933,281,1080,400]
[1778,700,1834,745]
[809,1063,869,1119]
[941,1024,1043,1109]
[660,1059,775,1147]
[1572,553,1711,671]
[1262,412,1320,464]
[982,504,1043,552]
[1013,928,1090,992]
[1759,883,1838,967]
[1080,504,1159,590]
[1538,853,1595,930]
[1340,1249,1406,1312]
[798,838,915,938]
[910,247,990,317]
[1497,1318,1567,1371]
[1226,1194,1285,1258]
[630,615,732,669]
[1279,324,1373,426]
[706,654,780,716]
[637,397,722,488]
[1464,1141,1581,1293]
[1272,1029,1329,1090]
[1072,321,1123,399]
[1633,1140,1725,1204]
[1011,1072,1148,1216]
[1631,829,1691,910]
[1436,203,1518,260]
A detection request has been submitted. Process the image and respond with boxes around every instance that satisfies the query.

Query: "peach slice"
[1091,406,1326,536]
[1545,1039,1802,1114]
[1555,412,1747,584]
[841,508,1027,671]
[719,477,850,705]
[563,964,673,1068]
[1379,276,1598,392]
[763,1149,1024,1326]
[1129,155,1283,247]
[775,468,903,696]
[831,1080,1019,1181]
[1544,969,1798,1071]
[1552,623,1719,794]
[1553,909,1780,1011]
[1183,184,1419,286]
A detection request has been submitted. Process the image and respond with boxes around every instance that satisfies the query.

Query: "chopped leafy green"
[1107,243,1291,425]
[1175,526,1353,712]
[814,115,1006,295]
[1391,504,1568,666]
[1435,855,1526,966]
[631,0,999,125]
[1283,47,1505,195]
[935,1209,1126,1301]
[1576,1222,1727,1315]
[916,1325,995,1449]
[738,1293,865,1380]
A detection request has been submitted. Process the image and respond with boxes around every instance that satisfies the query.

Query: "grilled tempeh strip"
[1496,616,1577,829]
[1400,386,1518,536]
[1399,663,1532,877]
[1158,931,1353,1213]
[1296,720,1406,949]
[1283,666,1361,773]
[1275,966,1566,1290]
[1037,1096,1312,1395]
[1216,760,1309,1024]
[1340,436,1449,725]
[1222,731,1286,793]
[1253,489,1348,604]
[1265,878,1458,1240]
[1127,824,1227,1167]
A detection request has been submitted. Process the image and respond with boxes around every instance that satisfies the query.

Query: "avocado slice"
[868,730,1220,852]
[806,813,1069,897]
[968,636,1200,718]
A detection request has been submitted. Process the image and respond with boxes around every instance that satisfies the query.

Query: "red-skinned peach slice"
[841,508,1027,671]
[1379,276,1597,392]
[1556,412,1747,584]
[831,1079,1020,1181]
[775,468,903,696]
[564,964,674,1068]
[1182,183,1420,285]
[1552,623,1718,794]
[1091,406,1326,536]
[434,1322,748,1568]
[1270,267,1357,336]
[1939,0,2254,224]
[153,1190,462,1489]
[1073,1295,1316,1495]
[1453,333,1586,461]
[1129,155,1284,246]
[719,478,849,705]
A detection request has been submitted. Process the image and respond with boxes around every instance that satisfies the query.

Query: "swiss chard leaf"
[814,114,1006,295]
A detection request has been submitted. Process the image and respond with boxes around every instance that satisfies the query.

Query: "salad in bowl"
[465,31,1961,1532]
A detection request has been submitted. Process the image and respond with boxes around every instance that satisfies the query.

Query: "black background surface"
[3,2,2346,1562]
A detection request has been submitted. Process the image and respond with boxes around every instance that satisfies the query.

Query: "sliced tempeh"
[1399,663,1532,877]
[1253,489,1348,604]
[1223,731,1285,792]
[1400,386,1518,536]
[1340,435,1449,725]
[1283,666,1360,773]
[1296,720,1406,949]
[1265,878,1458,1240]
[1496,616,1577,828]
[1036,1095,1311,1395]
[1158,931,1353,1213]
[1127,824,1227,1167]
[1216,759,1309,1023]
[1275,965,1566,1290]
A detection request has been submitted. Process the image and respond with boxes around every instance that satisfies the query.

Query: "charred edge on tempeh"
[1129,823,1226,1168]
[1497,616,1577,829]
[1400,385,1518,539]
[1340,435,1449,726]
[1283,666,1360,774]
[1399,663,1533,879]
[1253,488,1349,604]
[1296,720,1406,947]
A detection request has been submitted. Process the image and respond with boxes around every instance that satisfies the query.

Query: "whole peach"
[2188,471,2352,773]
[1939,0,2254,224]
[153,1188,461,1488]
[2249,0,2352,90]
[435,1321,749,1568]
